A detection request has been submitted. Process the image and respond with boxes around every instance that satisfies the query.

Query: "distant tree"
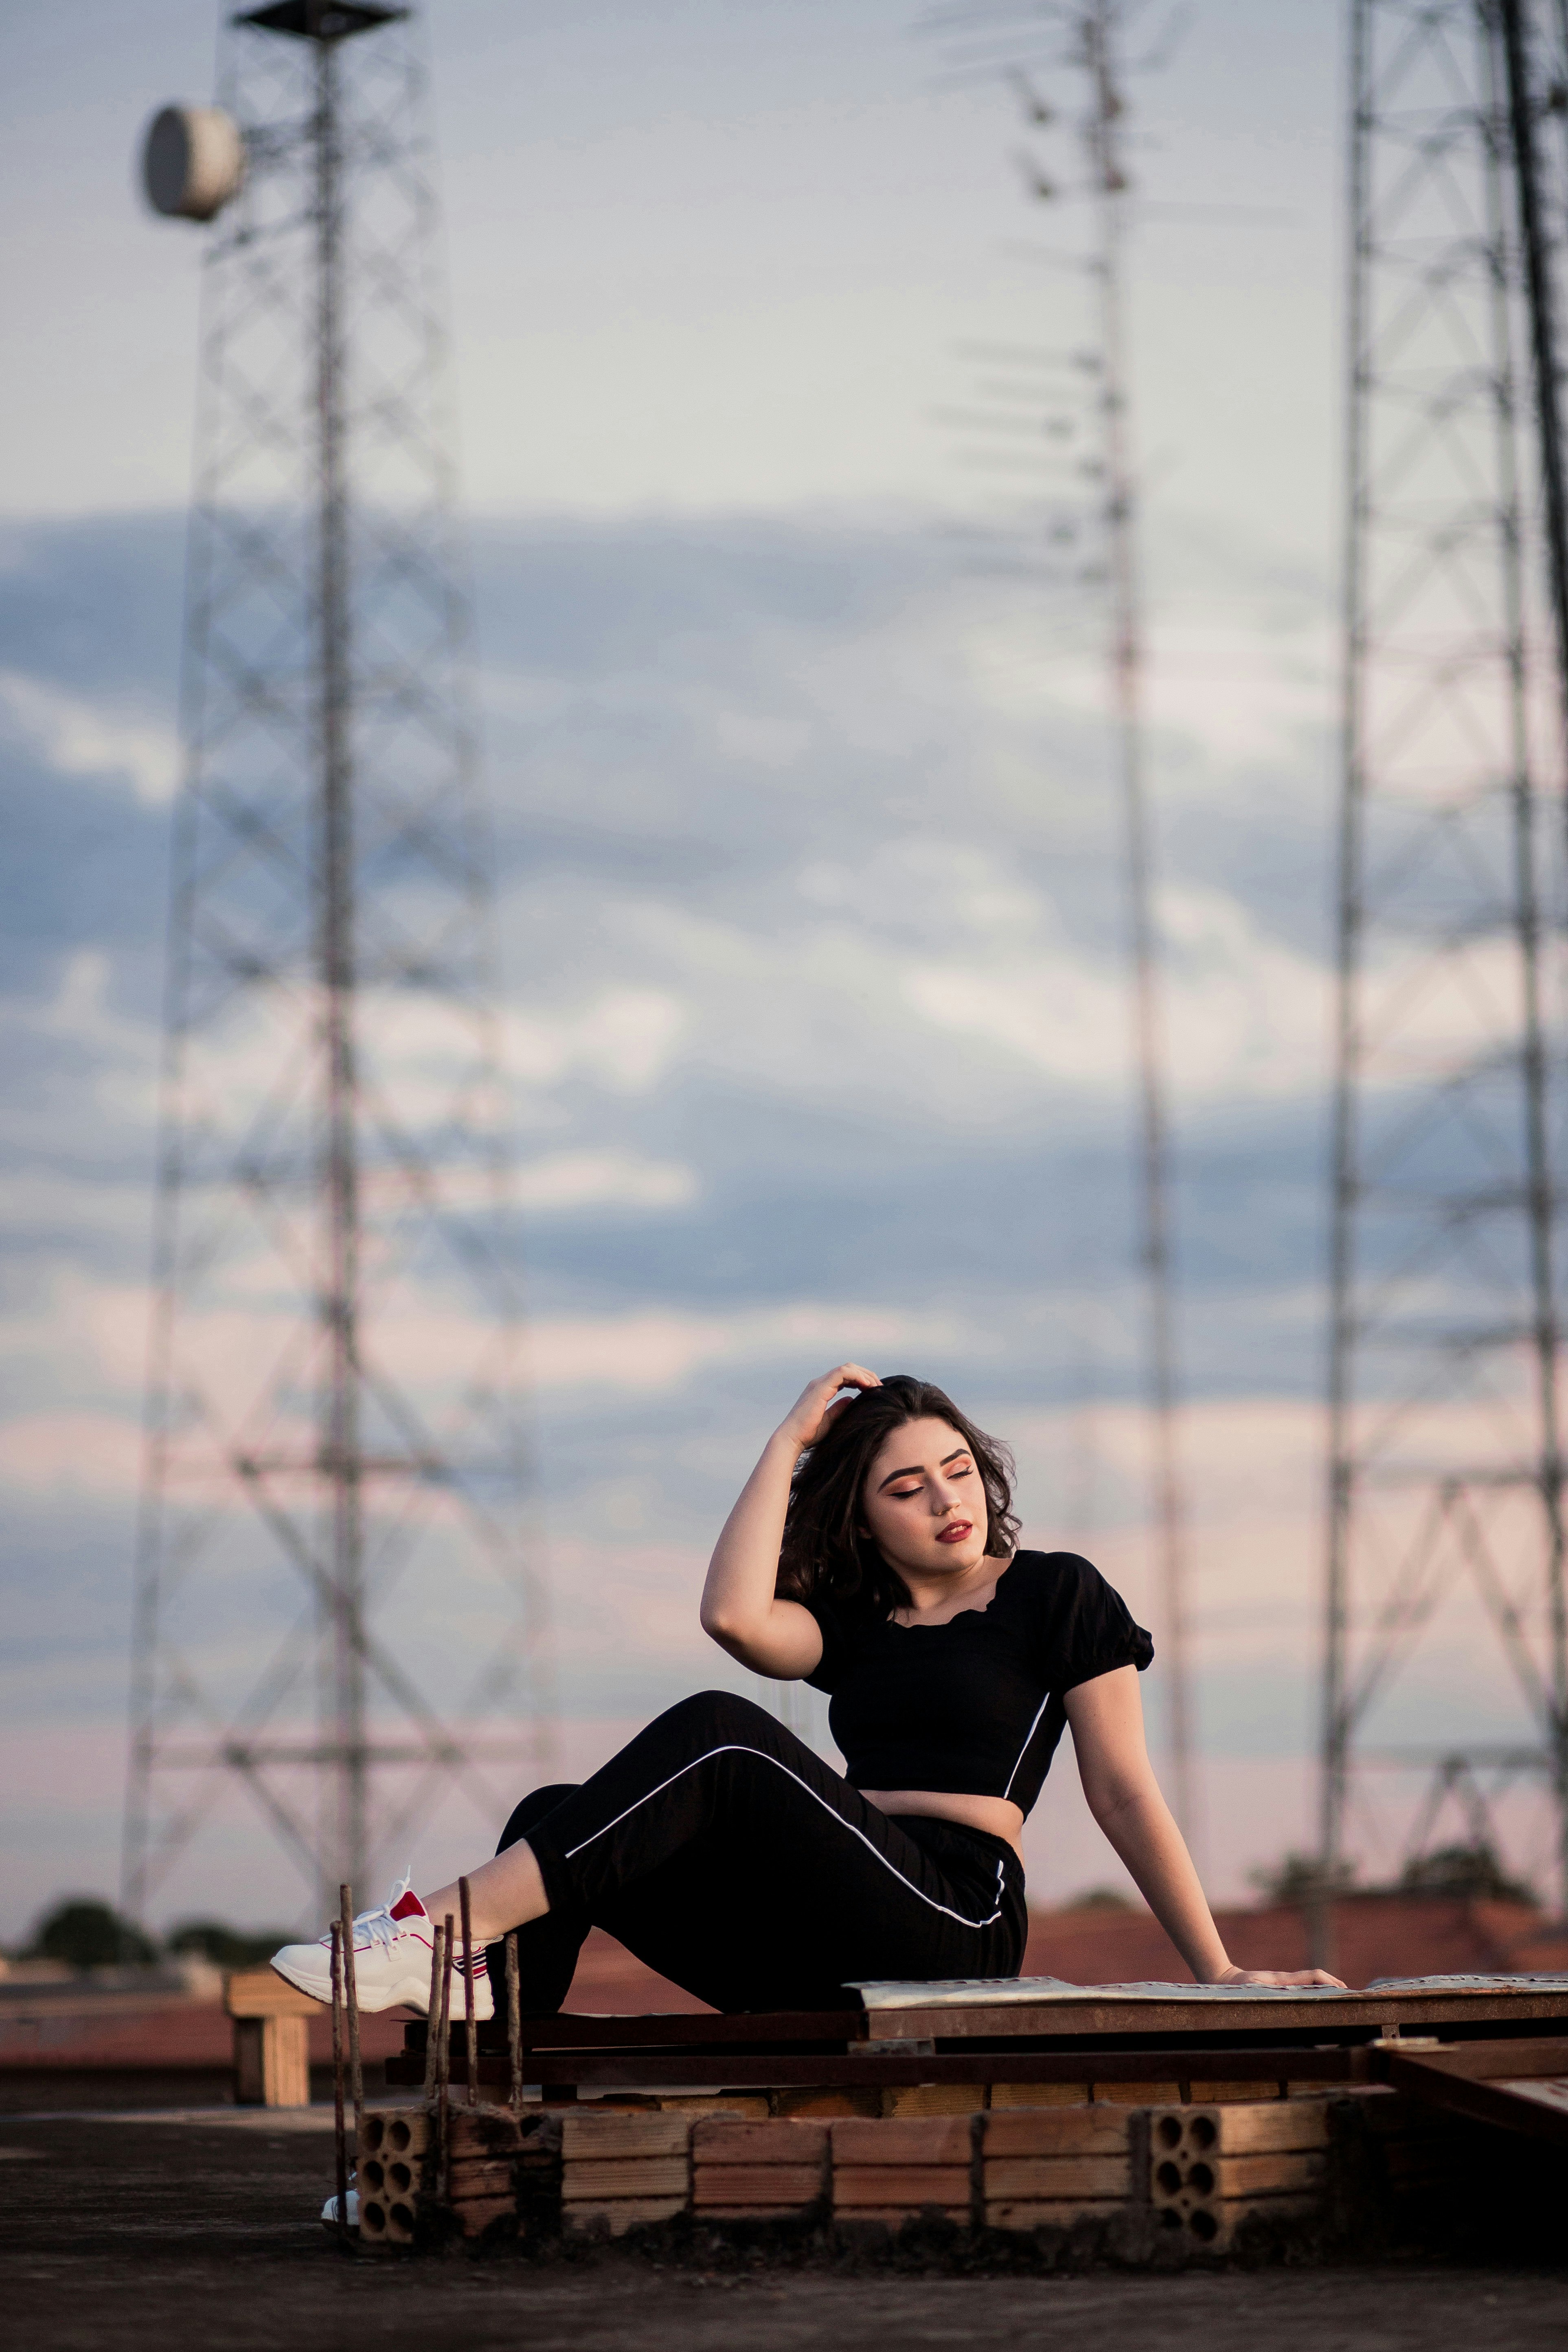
[1397,1843,1537,1906]
[167,1920,295,1968]
[1062,1887,1133,1912]
[1248,1852,1359,1907]
[29,1899,158,1970]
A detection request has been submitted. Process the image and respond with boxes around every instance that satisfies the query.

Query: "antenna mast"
[1081,1,1195,1844]
[941,0,1195,1832]
[1320,0,1568,1956]
[124,2,552,1927]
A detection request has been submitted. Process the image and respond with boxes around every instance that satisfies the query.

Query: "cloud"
[513,1149,698,1213]
[0,1412,140,1497]
[504,989,688,1096]
[0,669,180,806]
[7,503,1534,1921]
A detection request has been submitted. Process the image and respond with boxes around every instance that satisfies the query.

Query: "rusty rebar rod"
[329,1920,349,2242]
[339,1883,363,2147]
[436,1909,454,2201]
[458,1875,478,2108]
[421,1920,445,2104]
[505,1929,522,2114]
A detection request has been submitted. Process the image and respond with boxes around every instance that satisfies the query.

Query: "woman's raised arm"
[700,1363,879,1680]
[1065,1667,1345,1989]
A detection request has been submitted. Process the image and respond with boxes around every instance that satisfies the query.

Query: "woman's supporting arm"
[700,1362,879,1680]
[1064,1667,1345,1989]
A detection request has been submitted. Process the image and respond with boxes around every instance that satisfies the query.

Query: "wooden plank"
[985,2197,1125,2228]
[563,2196,686,2235]
[233,2014,308,2107]
[1382,2049,1568,2148]
[389,2044,1373,2093]
[1504,2077,1568,2115]
[1091,2080,1179,2106]
[985,2107,1129,2156]
[692,2163,824,2206]
[692,2117,827,2162]
[563,2155,690,2200]
[859,1988,1568,2043]
[561,2112,690,2159]
[1377,2036,1568,2081]
[225,1967,320,2021]
[1204,2081,1286,2103]
[515,2009,864,2051]
[831,2117,972,2163]
[985,2155,1129,2198]
[834,2164,971,2205]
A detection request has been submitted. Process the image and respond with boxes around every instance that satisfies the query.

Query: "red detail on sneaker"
[390,1888,428,1922]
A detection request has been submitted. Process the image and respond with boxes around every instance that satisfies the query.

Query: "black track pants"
[485,1690,1027,2014]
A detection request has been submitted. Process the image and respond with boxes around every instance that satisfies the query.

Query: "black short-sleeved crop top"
[803,1550,1152,1819]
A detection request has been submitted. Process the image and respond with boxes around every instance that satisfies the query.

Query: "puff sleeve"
[1036,1552,1154,1691]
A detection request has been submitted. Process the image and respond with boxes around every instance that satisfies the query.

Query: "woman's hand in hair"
[777,1363,882,1454]
[699,1368,879,1678]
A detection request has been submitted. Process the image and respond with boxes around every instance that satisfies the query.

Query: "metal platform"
[384,1979,1568,2107]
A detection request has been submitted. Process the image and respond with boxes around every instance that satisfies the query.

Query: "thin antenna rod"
[1083,0,1196,1843]
[315,27,366,1909]
[1499,0,1568,781]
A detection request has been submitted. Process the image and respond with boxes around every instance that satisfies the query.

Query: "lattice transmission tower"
[123,1,551,1931]
[932,0,1195,1841]
[1321,0,1568,1938]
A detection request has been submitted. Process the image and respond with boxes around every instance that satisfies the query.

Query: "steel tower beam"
[939,0,1197,1838]
[1320,0,1568,1961]
[122,2,552,1929]
[1500,0,1568,770]
[1079,1,1195,1849]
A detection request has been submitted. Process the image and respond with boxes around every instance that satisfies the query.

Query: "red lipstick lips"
[936,1520,972,1544]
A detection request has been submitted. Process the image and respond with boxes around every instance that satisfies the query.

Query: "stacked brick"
[981,2104,1131,2229]
[691,2117,829,2220]
[357,2105,560,2247]
[831,2116,972,2226]
[1148,2098,1328,2249]
[347,2096,1352,2251]
[560,2110,690,2236]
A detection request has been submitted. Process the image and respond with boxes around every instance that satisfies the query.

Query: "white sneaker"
[270,1878,494,2019]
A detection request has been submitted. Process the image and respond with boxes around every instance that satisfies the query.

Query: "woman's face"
[859,1415,991,1582]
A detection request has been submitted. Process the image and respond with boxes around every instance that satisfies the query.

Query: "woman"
[272,1365,1342,2013]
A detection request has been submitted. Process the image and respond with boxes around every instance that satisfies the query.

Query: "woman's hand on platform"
[776,1363,881,1453]
[1211,1964,1348,1989]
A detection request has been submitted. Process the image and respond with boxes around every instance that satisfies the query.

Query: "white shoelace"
[338,1871,416,1954]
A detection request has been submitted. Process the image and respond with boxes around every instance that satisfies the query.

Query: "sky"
[1,0,1550,1950]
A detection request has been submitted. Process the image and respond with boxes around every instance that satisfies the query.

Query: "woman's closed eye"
[888,1460,974,1498]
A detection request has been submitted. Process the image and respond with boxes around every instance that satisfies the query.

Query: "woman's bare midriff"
[860,1789,1025,1859]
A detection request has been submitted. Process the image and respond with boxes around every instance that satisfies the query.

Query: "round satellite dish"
[142,106,245,223]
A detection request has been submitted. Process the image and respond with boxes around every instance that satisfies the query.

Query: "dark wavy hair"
[775,1373,1020,1619]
